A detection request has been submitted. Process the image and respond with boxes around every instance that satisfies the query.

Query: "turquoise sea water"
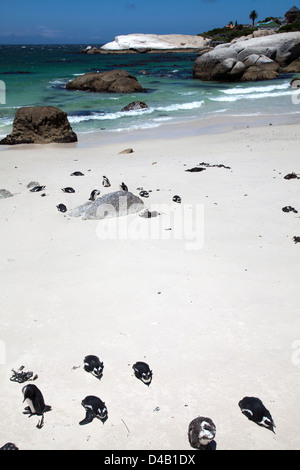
[0,44,299,139]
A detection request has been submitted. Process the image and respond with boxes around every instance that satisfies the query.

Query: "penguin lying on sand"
[79,396,108,425]
[83,355,104,379]
[238,396,275,433]
[132,361,152,386]
[188,416,216,450]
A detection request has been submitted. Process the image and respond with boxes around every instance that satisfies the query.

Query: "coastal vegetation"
[200,8,300,42]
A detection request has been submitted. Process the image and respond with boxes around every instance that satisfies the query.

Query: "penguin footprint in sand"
[22,384,51,429]
[238,396,275,433]
[132,361,152,386]
[83,355,104,379]
[79,396,108,425]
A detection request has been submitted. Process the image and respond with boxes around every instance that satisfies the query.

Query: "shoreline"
[0,118,299,450]
[72,111,300,149]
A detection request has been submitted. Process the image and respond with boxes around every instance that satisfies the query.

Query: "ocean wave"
[156,101,204,111]
[220,82,290,95]
[68,100,205,124]
[210,90,295,103]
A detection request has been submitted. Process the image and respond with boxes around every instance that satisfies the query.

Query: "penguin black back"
[238,396,275,432]
[79,395,108,425]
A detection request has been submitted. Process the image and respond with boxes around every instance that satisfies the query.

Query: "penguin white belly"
[25,398,36,414]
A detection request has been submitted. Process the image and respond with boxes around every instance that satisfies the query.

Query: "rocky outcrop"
[193,32,300,82]
[0,106,77,145]
[66,70,145,93]
[90,34,210,52]
[69,191,144,220]
[282,59,300,73]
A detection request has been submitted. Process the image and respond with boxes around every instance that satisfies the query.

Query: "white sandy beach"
[0,119,299,450]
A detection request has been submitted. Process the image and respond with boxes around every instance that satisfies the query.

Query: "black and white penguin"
[70,171,84,176]
[79,396,108,425]
[56,203,67,213]
[62,187,75,193]
[120,182,128,191]
[0,442,19,450]
[30,185,46,192]
[188,416,216,450]
[102,176,111,187]
[139,190,149,198]
[22,384,51,416]
[238,396,275,433]
[89,189,100,201]
[83,355,104,379]
[172,195,181,203]
[132,361,152,386]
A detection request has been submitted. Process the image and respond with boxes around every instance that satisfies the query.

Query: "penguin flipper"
[79,410,94,425]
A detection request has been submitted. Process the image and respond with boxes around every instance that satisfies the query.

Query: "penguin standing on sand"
[238,396,275,432]
[22,384,51,429]
[79,396,108,425]
[120,182,128,191]
[188,416,216,450]
[83,355,104,379]
[102,176,111,187]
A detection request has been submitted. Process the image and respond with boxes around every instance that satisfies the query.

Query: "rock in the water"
[66,70,145,93]
[121,101,149,112]
[69,191,144,220]
[0,106,77,145]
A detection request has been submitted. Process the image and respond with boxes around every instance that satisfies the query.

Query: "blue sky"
[0,0,296,44]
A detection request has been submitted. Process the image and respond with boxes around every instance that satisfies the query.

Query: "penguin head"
[97,403,108,420]
[260,415,276,433]
[198,419,216,445]
[22,384,35,401]
[93,362,104,378]
[133,362,152,385]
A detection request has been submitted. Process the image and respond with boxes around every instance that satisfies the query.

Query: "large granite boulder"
[66,70,145,93]
[0,106,77,145]
[69,191,145,220]
[193,32,300,82]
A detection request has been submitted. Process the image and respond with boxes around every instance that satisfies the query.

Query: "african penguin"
[70,171,84,176]
[61,187,75,193]
[172,195,181,203]
[83,355,104,379]
[188,416,216,450]
[29,185,45,192]
[79,396,108,425]
[89,189,100,201]
[22,384,51,416]
[139,190,149,198]
[56,203,67,213]
[102,176,111,187]
[132,361,152,386]
[238,396,275,433]
[120,182,128,191]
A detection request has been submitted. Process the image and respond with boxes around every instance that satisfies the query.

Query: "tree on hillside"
[249,10,258,26]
